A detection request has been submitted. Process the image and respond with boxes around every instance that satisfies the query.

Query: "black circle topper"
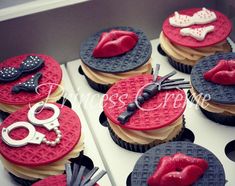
[80,26,152,73]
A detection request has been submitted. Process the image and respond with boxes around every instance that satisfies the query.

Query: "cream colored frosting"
[159,32,231,66]
[190,88,235,115]
[0,134,84,180]
[108,116,183,145]
[0,83,64,113]
[81,59,152,85]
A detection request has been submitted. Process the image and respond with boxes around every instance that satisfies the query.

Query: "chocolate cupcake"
[80,26,152,93]
[129,141,225,186]
[32,162,106,186]
[159,7,232,73]
[0,54,66,119]
[0,102,84,185]
[101,65,190,152]
[190,52,235,126]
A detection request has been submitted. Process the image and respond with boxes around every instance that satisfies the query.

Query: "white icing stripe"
[180,25,215,41]
[169,7,217,27]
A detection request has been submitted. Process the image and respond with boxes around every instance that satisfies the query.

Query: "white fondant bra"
[169,8,217,27]
[180,25,215,41]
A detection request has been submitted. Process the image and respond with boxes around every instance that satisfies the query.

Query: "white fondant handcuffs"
[2,102,62,147]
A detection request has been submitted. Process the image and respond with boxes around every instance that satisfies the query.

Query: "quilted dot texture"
[103,74,186,130]
[163,8,231,48]
[0,54,62,105]
[191,52,235,104]
[131,141,225,186]
[80,26,152,73]
[0,103,81,167]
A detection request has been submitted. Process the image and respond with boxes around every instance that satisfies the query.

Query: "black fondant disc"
[131,141,225,186]
[191,52,235,104]
[80,26,152,73]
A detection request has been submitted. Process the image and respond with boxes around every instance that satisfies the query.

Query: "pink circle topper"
[162,8,232,48]
[0,54,62,105]
[0,103,81,167]
[103,75,186,131]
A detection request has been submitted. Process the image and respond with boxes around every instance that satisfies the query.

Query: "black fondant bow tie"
[118,64,191,124]
[0,55,44,83]
[65,164,106,186]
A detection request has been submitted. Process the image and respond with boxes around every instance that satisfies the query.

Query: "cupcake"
[0,54,67,120]
[0,102,84,185]
[159,7,232,73]
[129,141,225,186]
[190,52,235,126]
[32,163,106,186]
[80,26,152,93]
[102,65,189,152]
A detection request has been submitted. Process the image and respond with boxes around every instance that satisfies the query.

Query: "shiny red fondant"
[147,153,208,186]
[92,30,138,58]
[204,60,235,85]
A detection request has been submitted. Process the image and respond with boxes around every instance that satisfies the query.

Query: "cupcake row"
[0,65,111,185]
[78,7,232,93]
[67,7,234,185]
[67,38,235,185]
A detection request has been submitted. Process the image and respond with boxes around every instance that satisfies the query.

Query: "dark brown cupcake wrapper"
[84,73,111,94]
[157,44,167,56]
[0,110,10,123]
[8,152,91,186]
[56,96,72,108]
[107,116,186,153]
[168,57,192,74]
[9,173,38,186]
[200,106,235,126]
[187,90,197,104]
[78,65,110,93]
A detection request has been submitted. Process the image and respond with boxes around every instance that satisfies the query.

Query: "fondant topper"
[180,25,214,41]
[0,56,44,83]
[117,65,190,124]
[65,164,106,186]
[92,30,138,58]
[33,163,106,186]
[204,59,235,85]
[12,72,42,93]
[147,153,208,186]
[169,7,217,27]
[1,102,62,147]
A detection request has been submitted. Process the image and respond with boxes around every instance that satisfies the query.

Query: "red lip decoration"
[92,30,138,58]
[204,60,235,85]
[147,153,208,186]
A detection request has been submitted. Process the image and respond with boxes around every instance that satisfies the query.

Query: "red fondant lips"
[92,30,138,58]
[147,153,208,186]
[204,60,235,85]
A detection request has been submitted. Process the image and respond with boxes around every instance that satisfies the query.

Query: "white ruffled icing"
[169,8,217,27]
[180,25,215,41]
